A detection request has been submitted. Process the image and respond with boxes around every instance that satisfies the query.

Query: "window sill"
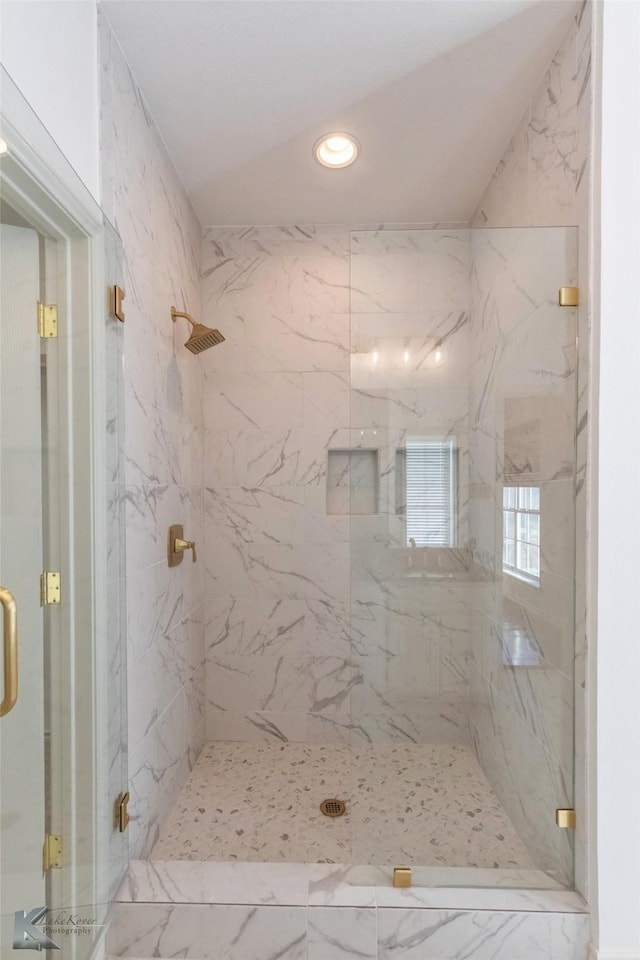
[503,568,540,589]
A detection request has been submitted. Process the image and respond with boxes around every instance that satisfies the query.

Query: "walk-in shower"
[1,1,598,954]
[149,224,579,890]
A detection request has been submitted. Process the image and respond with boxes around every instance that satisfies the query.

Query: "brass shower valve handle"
[175,537,197,563]
[167,524,197,566]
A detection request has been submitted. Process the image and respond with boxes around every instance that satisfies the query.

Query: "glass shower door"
[347,226,579,887]
[467,225,579,887]
[0,223,50,950]
[1,71,129,957]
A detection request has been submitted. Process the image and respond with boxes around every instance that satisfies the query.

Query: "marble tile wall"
[200,225,351,744]
[468,2,592,894]
[200,227,473,745]
[348,229,473,744]
[99,13,206,859]
[471,2,591,232]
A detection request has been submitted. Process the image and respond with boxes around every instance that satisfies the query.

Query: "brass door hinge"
[558,286,579,307]
[393,867,412,888]
[37,302,58,338]
[115,791,130,832]
[110,285,126,323]
[556,808,576,829]
[43,834,63,871]
[40,571,61,606]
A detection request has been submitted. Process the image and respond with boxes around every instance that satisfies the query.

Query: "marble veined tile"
[207,709,309,744]
[303,372,351,429]
[118,858,580,910]
[377,907,589,960]
[203,430,249,486]
[308,907,377,960]
[350,252,420,313]
[119,859,309,905]
[202,226,350,265]
[151,742,532,870]
[471,119,529,228]
[244,428,347,488]
[203,371,304,432]
[102,6,207,866]
[244,312,349,373]
[202,253,349,316]
[351,309,468,342]
[376,884,586,912]
[204,485,306,546]
[470,323,576,430]
[350,231,469,317]
[108,903,307,960]
[469,227,578,358]
[350,230,463,257]
[527,23,579,228]
[206,598,308,657]
[107,900,589,960]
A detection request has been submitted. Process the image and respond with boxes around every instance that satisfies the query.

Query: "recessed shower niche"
[326,448,379,515]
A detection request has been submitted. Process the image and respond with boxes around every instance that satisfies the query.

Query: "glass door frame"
[1,66,126,954]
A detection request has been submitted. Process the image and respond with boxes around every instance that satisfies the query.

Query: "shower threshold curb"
[118,859,588,913]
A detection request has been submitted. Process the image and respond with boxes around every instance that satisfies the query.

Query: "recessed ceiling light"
[313,132,359,169]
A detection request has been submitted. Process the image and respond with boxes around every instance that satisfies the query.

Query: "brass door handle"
[174,537,197,563]
[0,586,18,718]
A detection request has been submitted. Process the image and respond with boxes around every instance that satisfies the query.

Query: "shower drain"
[320,798,347,817]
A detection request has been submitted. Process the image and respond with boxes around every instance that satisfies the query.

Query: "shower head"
[171,307,225,354]
[184,322,225,354]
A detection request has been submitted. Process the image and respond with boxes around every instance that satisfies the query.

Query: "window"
[397,438,457,547]
[503,486,540,583]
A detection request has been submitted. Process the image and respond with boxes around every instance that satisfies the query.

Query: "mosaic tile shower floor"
[151,741,533,868]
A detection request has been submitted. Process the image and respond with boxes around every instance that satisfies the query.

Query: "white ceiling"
[102,0,579,226]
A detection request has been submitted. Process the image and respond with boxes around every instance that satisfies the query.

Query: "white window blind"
[400,438,456,547]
